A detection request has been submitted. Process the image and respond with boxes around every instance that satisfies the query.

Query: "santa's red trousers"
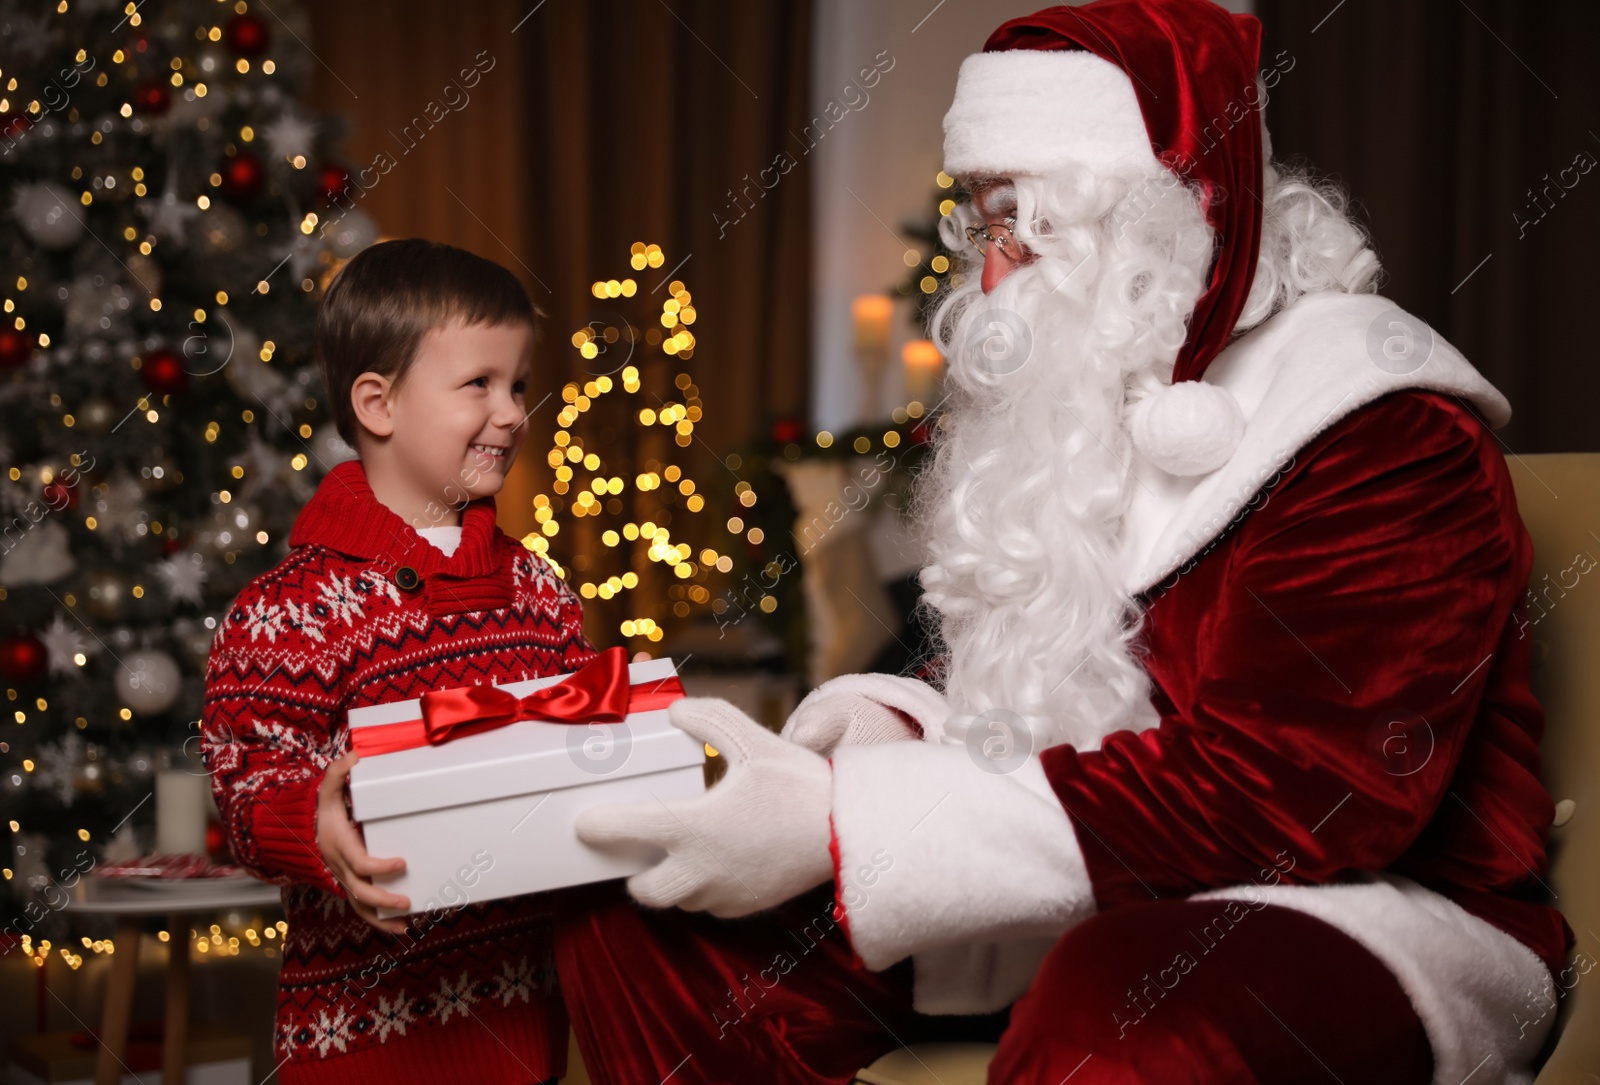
[551,882,1433,1085]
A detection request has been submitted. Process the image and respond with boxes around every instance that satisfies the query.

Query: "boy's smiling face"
[351,317,534,529]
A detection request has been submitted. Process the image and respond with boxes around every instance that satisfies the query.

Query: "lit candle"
[902,338,943,406]
[156,769,210,856]
[852,294,894,422]
[852,294,893,355]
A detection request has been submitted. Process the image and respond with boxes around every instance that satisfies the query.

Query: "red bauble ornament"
[771,417,805,445]
[224,12,270,57]
[205,820,226,859]
[218,151,265,203]
[42,479,79,511]
[0,112,31,141]
[141,348,188,396]
[0,634,48,684]
[317,163,352,205]
[133,79,170,114]
[0,327,34,370]
[163,534,183,555]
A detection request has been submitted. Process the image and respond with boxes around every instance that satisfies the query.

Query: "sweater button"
[393,566,421,591]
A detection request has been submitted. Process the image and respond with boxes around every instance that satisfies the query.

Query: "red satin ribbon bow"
[350,646,685,757]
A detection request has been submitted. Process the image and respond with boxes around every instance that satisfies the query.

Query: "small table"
[65,876,283,1085]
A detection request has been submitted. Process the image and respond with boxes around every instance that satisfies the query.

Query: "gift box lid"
[347,657,702,820]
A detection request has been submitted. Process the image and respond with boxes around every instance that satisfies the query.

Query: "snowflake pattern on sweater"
[201,460,594,1082]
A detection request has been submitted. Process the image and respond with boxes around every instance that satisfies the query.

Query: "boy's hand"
[317,752,411,935]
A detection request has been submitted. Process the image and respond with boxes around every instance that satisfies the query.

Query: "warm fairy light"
[535,245,734,638]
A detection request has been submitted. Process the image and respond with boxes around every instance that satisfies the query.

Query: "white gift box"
[347,656,705,918]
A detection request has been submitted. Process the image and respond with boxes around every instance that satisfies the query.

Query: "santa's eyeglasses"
[965,220,1030,259]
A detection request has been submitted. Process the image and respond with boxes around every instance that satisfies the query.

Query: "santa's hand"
[573,697,834,918]
[782,673,949,757]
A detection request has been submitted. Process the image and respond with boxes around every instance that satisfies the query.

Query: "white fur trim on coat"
[830,741,1095,997]
[1196,876,1557,1085]
[1117,290,1511,596]
[943,50,1159,178]
[831,737,1557,1081]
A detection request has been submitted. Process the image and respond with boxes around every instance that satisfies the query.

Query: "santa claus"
[562,2,1572,1083]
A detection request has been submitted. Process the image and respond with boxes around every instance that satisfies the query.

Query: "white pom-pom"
[1129,380,1244,477]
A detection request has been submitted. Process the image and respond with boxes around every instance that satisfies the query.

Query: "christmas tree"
[0,0,373,963]
[897,169,965,326]
[530,242,749,649]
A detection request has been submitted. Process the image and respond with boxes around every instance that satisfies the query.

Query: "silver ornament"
[0,518,77,586]
[38,610,98,675]
[326,207,379,258]
[263,110,317,163]
[12,181,86,248]
[63,273,134,341]
[139,184,201,246]
[151,549,209,607]
[114,649,183,716]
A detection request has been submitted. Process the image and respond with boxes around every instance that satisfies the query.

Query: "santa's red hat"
[943,0,1265,476]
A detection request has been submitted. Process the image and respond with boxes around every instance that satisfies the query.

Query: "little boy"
[201,239,592,1085]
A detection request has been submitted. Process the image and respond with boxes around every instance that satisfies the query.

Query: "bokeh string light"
[523,244,747,646]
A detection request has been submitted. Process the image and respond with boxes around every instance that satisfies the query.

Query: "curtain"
[1256,0,1600,453]
[304,0,814,560]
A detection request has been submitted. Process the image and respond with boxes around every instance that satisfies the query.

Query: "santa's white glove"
[573,697,834,918]
[782,673,950,758]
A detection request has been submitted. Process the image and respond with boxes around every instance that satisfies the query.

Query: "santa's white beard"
[915,170,1212,753]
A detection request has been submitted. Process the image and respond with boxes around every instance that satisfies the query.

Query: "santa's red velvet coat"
[826,291,1574,1082]
[200,459,595,1085]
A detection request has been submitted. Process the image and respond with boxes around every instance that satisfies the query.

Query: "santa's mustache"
[934,248,1138,463]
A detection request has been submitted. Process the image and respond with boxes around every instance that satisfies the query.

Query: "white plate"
[102,872,258,892]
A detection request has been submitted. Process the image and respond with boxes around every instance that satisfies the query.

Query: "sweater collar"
[288,459,506,586]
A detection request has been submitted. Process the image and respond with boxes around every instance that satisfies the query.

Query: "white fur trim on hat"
[943,50,1160,178]
[1129,380,1245,477]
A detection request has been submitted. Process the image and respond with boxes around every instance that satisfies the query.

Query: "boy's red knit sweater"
[200,458,595,1085]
